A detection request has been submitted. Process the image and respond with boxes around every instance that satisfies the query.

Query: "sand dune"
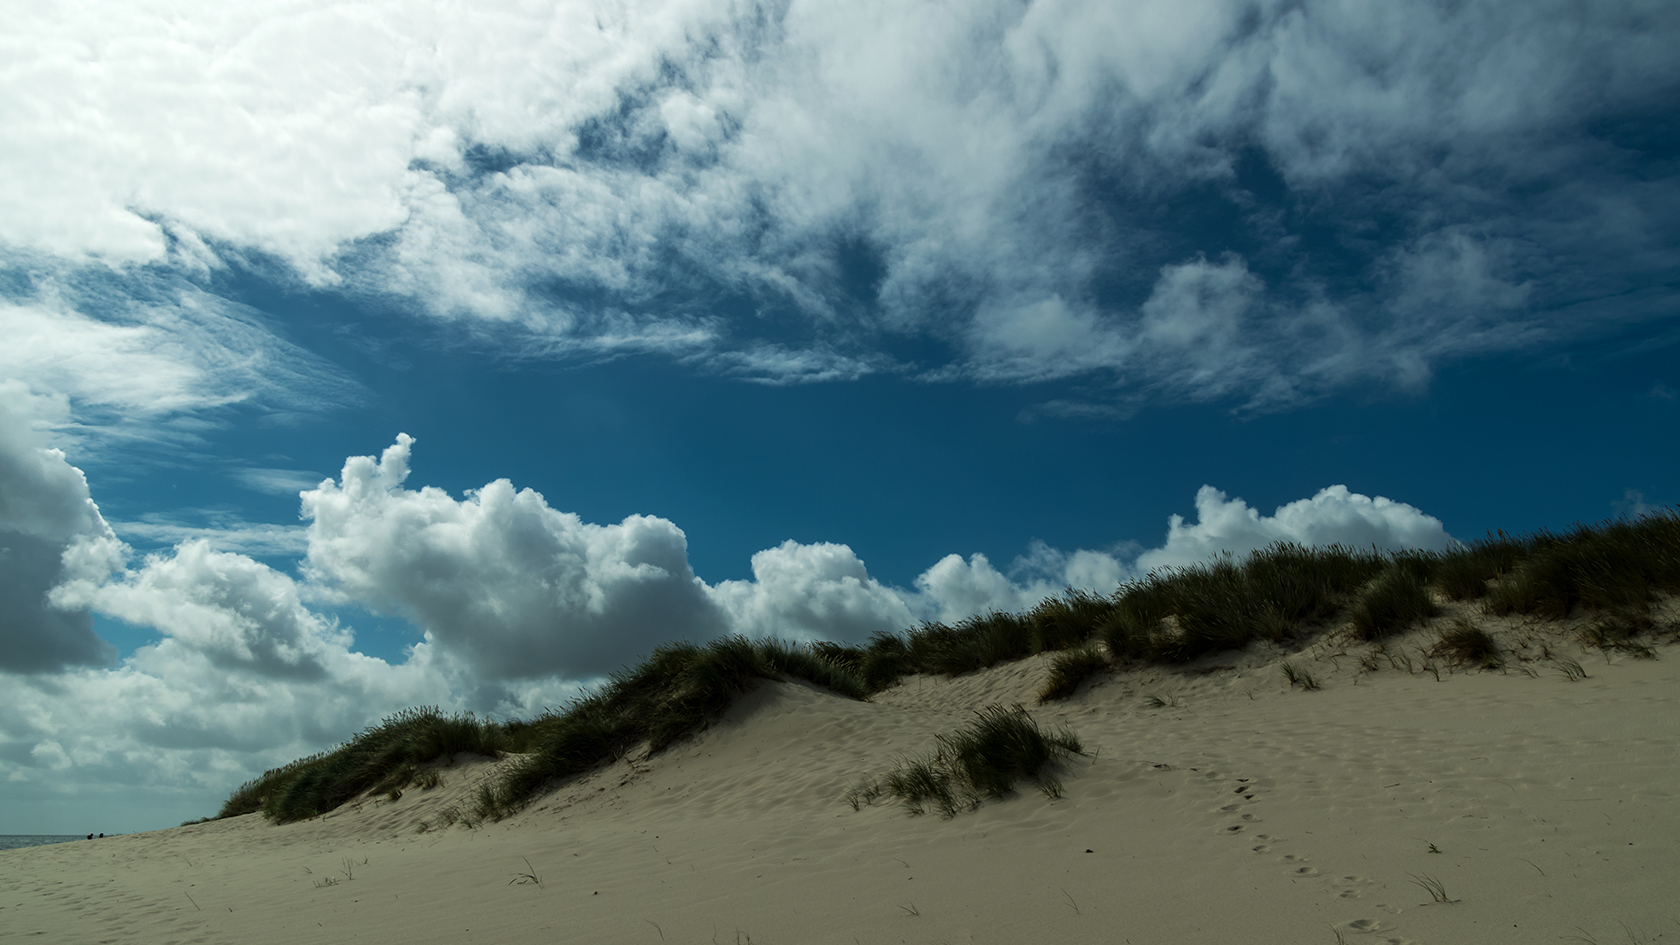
[5,612,1677,945]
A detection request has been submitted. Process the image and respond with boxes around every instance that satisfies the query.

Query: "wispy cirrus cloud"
[0,269,362,455]
[5,0,1675,410]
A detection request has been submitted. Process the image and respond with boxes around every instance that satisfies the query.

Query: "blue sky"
[2,0,1677,834]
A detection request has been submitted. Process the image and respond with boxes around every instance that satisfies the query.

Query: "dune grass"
[216,510,1678,823]
[848,705,1084,818]
[1348,567,1438,640]
[472,636,867,820]
[220,637,869,824]
[1432,620,1504,669]
[1038,644,1113,703]
[219,707,504,821]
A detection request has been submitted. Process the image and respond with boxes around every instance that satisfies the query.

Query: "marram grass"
[219,706,503,822]
[848,704,1084,818]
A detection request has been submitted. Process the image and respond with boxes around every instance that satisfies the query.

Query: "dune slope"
[4,616,1677,945]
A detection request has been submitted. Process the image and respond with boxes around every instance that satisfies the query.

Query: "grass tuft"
[219,707,502,822]
[1550,655,1589,682]
[1432,620,1503,669]
[1348,567,1438,640]
[857,705,1083,818]
[1408,872,1459,904]
[1280,661,1320,690]
[1037,644,1112,703]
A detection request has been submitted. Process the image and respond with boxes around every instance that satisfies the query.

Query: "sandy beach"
[5,609,1677,945]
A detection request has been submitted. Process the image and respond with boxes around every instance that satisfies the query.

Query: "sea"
[0,835,96,852]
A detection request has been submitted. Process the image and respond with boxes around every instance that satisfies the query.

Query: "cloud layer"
[7,0,1677,403]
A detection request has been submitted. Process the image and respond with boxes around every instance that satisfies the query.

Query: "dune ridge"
[4,592,1677,945]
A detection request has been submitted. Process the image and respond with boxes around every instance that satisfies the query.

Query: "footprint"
[1240,813,1262,822]
[1330,876,1374,900]
[1278,855,1320,877]
[1251,844,1273,854]
[1337,917,1395,934]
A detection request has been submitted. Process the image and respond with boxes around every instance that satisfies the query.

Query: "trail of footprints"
[1210,771,1415,945]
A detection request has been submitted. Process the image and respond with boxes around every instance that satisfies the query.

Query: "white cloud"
[908,539,1136,625]
[908,486,1456,621]
[0,424,538,830]
[1134,484,1456,574]
[1614,489,1663,518]
[0,1,420,275]
[299,434,729,679]
[912,553,1039,624]
[707,541,916,643]
[71,541,349,680]
[0,629,472,831]
[0,382,109,545]
[108,515,310,558]
[1135,255,1268,397]
[0,278,360,451]
[0,381,120,672]
[233,467,329,497]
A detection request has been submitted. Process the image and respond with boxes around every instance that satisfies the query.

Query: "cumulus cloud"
[287,439,1459,650]
[912,553,1039,623]
[6,0,1675,406]
[0,381,119,672]
[708,541,916,643]
[910,486,1455,620]
[300,435,729,679]
[0,624,474,831]
[1134,484,1456,574]
[909,540,1136,624]
[70,541,349,680]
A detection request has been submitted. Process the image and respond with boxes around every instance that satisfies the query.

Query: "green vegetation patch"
[1431,620,1503,669]
[1349,567,1439,640]
[1037,644,1112,703]
[849,705,1084,818]
[220,707,503,822]
[474,636,867,820]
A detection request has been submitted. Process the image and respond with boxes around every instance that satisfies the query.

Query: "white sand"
[5,609,1678,945]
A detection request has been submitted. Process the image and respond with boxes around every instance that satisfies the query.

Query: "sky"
[2,0,1677,835]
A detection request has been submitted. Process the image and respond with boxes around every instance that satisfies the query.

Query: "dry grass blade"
[509,856,541,886]
[1408,872,1459,903]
